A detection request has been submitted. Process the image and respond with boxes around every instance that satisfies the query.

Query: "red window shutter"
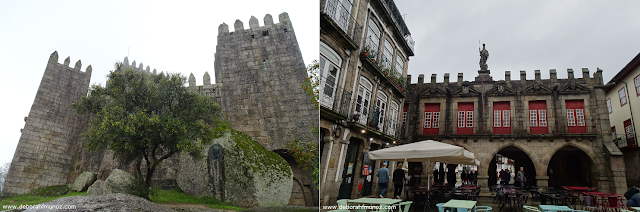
[423,103,440,135]
[529,101,548,134]
[566,100,587,134]
[457,102,474,135]
[493,101,511,134]
[624,119,635,146]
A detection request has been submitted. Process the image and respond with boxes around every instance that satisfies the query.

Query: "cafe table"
[538,205,573,212]
[442,199,477,212]
[347,197,402,208]
[630,207,640,212]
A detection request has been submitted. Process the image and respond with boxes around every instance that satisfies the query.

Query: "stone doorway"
[547,145,593,187]
[274,150,318,207]
[488,146,536,187]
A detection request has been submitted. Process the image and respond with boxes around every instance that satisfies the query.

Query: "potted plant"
[362,46,369,57]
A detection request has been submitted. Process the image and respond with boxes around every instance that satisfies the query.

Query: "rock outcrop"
[87,169,133,195]
[178,129,293,208]
[5,193,176,212]
[70,171,97,192]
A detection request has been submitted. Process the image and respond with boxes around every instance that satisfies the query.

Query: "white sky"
[0,1,318,165]
[394,1,640,84]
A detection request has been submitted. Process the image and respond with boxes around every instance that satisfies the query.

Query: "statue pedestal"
[476,70,493,82]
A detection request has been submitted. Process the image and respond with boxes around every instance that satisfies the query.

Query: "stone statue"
[479,43,489,70]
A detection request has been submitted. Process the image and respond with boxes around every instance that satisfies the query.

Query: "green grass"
[150,188,243,210]
[0,191,87,206]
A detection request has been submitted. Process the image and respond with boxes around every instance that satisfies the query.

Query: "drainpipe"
[619,81,638,145]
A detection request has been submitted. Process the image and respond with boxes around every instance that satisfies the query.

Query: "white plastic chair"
[392,201,412,212]
[523,205,542,212]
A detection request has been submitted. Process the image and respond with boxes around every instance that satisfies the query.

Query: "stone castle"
[3,12,318,207]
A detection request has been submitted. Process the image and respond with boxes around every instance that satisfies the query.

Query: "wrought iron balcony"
[376,0,415,53]
[321,0,362,50]
[359,50,406,97]
[319,75,352,122]
[350,106,402,139]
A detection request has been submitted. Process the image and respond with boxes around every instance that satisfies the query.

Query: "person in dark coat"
[504,169,511,185]
[433,169,440,184]
[461,171,467,185]
[393,162,406,199]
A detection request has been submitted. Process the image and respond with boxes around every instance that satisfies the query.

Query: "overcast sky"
[394,1,640,84]
[0,1,318,165]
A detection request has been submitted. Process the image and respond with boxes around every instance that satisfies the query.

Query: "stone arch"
[481,142,542,177]
[273,149,318,207]
[543,141,603,176]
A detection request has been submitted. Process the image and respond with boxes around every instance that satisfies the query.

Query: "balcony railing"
[322,0,362,49]
[359,50,406,95]
[615,134,638,150]
[378,0,415,52]
[351,106,401,138]
[319,74,352,119]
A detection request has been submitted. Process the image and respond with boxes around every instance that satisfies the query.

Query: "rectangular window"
[576,109,585,126]
[466,111,474,128]
[624,119,634,141]
[619,87,627,106]
[383,40,393,69]
[458,111,465,128]
[457,102,474,134]
[530,110,538,127]
[538,110,547,127]
[503,110,510,127]
[395,55,404,75]
[529,101,548,134]
[566,100,587,134]
[493,101,510,134]
[567,109,576,126]
[423,103,440,135]
[424,112,432,128]
[635,74,640,96]
[606,98,612,114]
[401,104,408,137]
[612,126,616,140]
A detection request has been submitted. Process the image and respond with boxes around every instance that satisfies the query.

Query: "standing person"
[517,167,527,190]
[433,168,440,184]
[461,170,467,185]
[377,163,390,198]
[504,169,511,185]
[499,169,505,184]
[393,162,405,199]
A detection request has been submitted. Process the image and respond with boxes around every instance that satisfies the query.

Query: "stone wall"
[213,13,317,151]
[3,51,92,195]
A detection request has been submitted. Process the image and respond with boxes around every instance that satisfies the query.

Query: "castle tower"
[214,13,317,151]
[2,52,92,195]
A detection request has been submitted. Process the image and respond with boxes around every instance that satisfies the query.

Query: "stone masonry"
[3,13,318,206]
[212,13,318,151]
[403,68,627,195]
[3,52,92,195]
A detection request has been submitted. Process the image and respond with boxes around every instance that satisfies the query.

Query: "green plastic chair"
[523,205,542,212]
[476,206,493,212]
[392,201,412,212]
[336,199,348,208]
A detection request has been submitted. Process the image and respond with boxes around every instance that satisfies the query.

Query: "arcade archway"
[547,145,593,187]
[488,146,536,187]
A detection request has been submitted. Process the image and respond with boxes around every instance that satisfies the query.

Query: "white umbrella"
[368,140,480,189]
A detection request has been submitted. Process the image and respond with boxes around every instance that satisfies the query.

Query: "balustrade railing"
[322,0,362,47]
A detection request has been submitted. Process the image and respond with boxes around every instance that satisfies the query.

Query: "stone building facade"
[403,67,627,195]
[604,51,640,187]
[319,0,414,205]
[3,13,318,207]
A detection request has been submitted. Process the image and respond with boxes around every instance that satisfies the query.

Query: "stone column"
[478,175,491,196]
[535,176,549,189]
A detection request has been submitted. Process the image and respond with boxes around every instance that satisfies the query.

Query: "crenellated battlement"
[121,56,158,74]
[48,51,92,74]
[409,68,604,87]
[217,12,292,36]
